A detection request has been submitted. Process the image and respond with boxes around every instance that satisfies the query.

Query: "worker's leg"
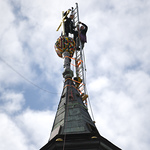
[81,42,84,49]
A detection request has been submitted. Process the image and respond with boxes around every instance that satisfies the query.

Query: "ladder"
[72,3,88,106]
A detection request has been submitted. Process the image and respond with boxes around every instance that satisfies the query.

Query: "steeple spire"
[49,77,97,140]
[40,3,121,150]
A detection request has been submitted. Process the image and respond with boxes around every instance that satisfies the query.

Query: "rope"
[86,91,95,122]
[0,57,60,94]
[82,50,95,121]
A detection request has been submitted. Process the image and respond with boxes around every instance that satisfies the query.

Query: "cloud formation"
[0,0,150,150]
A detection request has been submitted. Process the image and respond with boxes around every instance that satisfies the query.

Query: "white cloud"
[88,76,110,93]
[0,91,25,113]
[0,113,28,150]
[0,0,150,150]
[0,109,55,150]
[0,0,15,35]
[15,109,55,149]
[124,71,150,115]
[92,87,150,150]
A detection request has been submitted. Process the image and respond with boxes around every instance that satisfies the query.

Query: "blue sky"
[0,0,150,149]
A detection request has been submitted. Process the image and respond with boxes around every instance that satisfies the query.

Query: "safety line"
[0,57,60,94]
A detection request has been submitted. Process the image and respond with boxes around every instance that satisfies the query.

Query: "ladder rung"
[79,85,84,89]
[77,53,80,56]
[78,73,82,77]
[73,17,77,21]
[74,16,77,19]
[79,84,83,89]
[78,73,83,76]
[80,88,84,92]
[77,66,82,70]
[77,55,80,59]
[77,71,82,75]
[76,65,82,69]
[73,8,77,11]
[74,12,77,15]
[78,74,82,77]
[77,70,82,73]
[75,20,78,24]
[77,56,81,60]
[74,18,78,21]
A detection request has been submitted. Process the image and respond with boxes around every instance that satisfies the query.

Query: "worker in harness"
[78,21,88,49]
[63,11,78,42]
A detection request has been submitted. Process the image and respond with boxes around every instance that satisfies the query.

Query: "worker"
[78,22,88,49]
[74,77,82,88]
[64,11,78,42]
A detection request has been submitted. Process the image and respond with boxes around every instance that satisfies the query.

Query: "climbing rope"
[0,57,60,94]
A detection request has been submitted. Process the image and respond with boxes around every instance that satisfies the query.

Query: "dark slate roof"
[50,79,97,140]
[41,133,122,150]
[40,78,121,150]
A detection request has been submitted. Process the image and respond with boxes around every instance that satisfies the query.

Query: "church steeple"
[40,3,121,150]
[49,76,97,140]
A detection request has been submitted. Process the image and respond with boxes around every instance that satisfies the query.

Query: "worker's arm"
[79,22,88,32]
[64,9,71,18]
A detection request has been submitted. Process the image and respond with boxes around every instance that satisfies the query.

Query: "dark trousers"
[65,30,78,42]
